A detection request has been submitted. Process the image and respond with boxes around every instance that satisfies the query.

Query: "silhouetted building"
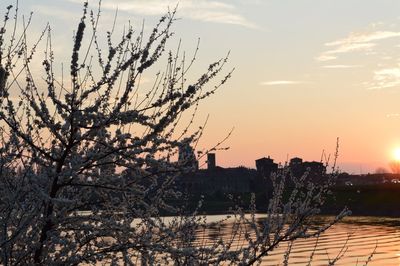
[290,157,303,166]
[254,156,278,202]
[288,157,326,183]
[255,156,278,177]
[289,157,304,177]
[177,166,257,196]
[207,153,216,170]
[303,161,325,175]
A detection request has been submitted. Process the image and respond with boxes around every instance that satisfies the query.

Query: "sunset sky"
[13,0,400,173]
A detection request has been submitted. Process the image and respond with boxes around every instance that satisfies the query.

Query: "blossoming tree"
[0,2,348,265]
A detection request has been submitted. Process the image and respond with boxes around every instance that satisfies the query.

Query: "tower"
[207,153,216,170]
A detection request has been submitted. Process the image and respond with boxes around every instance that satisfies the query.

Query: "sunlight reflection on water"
[81,213,400,265]
[199,214,400,265]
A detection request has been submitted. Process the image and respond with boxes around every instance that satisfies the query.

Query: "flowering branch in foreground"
[0,2,348,265]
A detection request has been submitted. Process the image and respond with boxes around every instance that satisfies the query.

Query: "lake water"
[201,215,400,265]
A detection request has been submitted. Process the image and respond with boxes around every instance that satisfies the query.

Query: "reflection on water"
[201,215,400,265]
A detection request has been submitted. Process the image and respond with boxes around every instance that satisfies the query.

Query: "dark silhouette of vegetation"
[0,1,350,265]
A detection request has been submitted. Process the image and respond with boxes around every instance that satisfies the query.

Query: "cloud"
[367,67,400,90]
[386,113,400,118]
[322,64,363,69]
[316,55,337,61]
[325,31,400,46]
[317,43,376,61]
[260,80,306,86]
[66,0,257,28]
[317,31,400,61]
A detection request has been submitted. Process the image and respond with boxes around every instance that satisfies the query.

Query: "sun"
[393,148,400,161]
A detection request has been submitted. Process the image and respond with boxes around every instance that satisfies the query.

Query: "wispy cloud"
[325,31,400,46]
[260,80,306,86]
[66,0,257,28]
[367,67,400,90]
[322,64,363,69]
[317,31,400,61]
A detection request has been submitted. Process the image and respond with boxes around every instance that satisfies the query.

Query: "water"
[201,215,400,265]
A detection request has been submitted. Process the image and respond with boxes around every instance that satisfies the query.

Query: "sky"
[8,0,400,173]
